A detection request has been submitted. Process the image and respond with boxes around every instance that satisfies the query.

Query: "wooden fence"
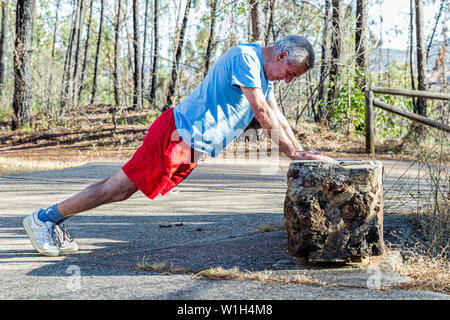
[364,86,450,154]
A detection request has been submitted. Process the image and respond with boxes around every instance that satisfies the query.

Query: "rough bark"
[316,0,330,122]
[409,0,417,111]
[77,0,93,106]
[149,0,159,105]
[46,0,60,113]
[204,0,218,75]
[264,0,276,45]
[0,0,8,98]
[141,0,150,106]
[90,0,104,105]
[415,0,427,117]
[249,0,261,42]
[12,0,35,130]
[59,0,79,117]
[113,0,122,106]
[72,0,85,105]
[132,0,142,109]
[327,0,343,110]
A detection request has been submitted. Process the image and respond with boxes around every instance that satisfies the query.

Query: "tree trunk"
[132,0,142,109]
[426,0,444,62]
[263,0,270,43]
[113,0,122,106]
[165,0,191,109]
[355,0,368,90]
[328,0,343,111]
[46,0,60,113]
[409,0,417,111]
[440,28,447,89]
[72,0,85,107]
[78,0,93,106]
[0,0,8,98]
[204,0,218,75]
[415,0,426,117]
[264,0,276,45]
[246,0,264,130]
[141,0,150,106]
[12,0,35,130]
[90,0,104,105]
[317,0,330,122]
[377,1,383,83]
[59,0,79,117]
[124,2,134,106]
[149,0,159,106]
[249,0,261,42]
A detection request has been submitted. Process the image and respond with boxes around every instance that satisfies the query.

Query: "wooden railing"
[364,86,450,154]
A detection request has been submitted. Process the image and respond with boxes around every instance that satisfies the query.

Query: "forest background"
[0,0,448,138]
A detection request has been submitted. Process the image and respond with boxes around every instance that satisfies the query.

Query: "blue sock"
[37,204,65,224]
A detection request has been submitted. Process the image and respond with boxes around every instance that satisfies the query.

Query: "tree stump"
[284,160,384,262]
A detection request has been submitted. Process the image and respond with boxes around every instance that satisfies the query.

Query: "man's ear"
[276,51,289,62]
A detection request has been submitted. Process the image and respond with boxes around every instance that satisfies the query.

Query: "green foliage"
[220,0,248,15]
[325,79,415,139]
[327,79,366,135]
[375,94,413,138]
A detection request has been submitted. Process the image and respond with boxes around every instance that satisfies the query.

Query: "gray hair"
[273,35,315,69]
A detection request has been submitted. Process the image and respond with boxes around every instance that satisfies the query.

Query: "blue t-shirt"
[173,42,273,157]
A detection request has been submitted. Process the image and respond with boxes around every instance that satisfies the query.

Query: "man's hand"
[289,148,337,163]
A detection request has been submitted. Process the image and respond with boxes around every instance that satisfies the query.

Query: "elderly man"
[23,35,335,256]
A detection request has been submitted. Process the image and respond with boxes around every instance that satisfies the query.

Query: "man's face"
[264,51,308,83]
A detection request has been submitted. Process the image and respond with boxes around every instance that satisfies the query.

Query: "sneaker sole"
[23,216,60,257]
[60,244,80,254]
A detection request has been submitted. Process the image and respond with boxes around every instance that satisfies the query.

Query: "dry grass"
[410,202,449,255]
[380,129,449,294]
[197,266,328,287]
[0,156,87,175]
[136,259,328,288]
[137,253,450,294]
[389,246,449,294]
[380,206,449,294]
[368,246,449,294]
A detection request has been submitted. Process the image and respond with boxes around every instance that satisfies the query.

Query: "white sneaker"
[23,211,61,257]
[53,223,79,253]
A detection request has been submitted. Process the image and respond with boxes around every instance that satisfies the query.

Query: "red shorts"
[122,108,199,199]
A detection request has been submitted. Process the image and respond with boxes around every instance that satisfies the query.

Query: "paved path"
[0,157,447,300]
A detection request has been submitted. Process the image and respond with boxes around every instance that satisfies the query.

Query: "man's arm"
[266,92,303,151]
[241,86,335,161]
[241,86,297,158]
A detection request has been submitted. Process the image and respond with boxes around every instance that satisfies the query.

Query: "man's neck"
[261,46,274,80]
[261,46,274,65]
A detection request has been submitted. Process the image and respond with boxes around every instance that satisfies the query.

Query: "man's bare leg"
[23,169,138,256]
[57,169,139,218]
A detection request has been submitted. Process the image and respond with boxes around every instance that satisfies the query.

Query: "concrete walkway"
[0,157,448,300]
